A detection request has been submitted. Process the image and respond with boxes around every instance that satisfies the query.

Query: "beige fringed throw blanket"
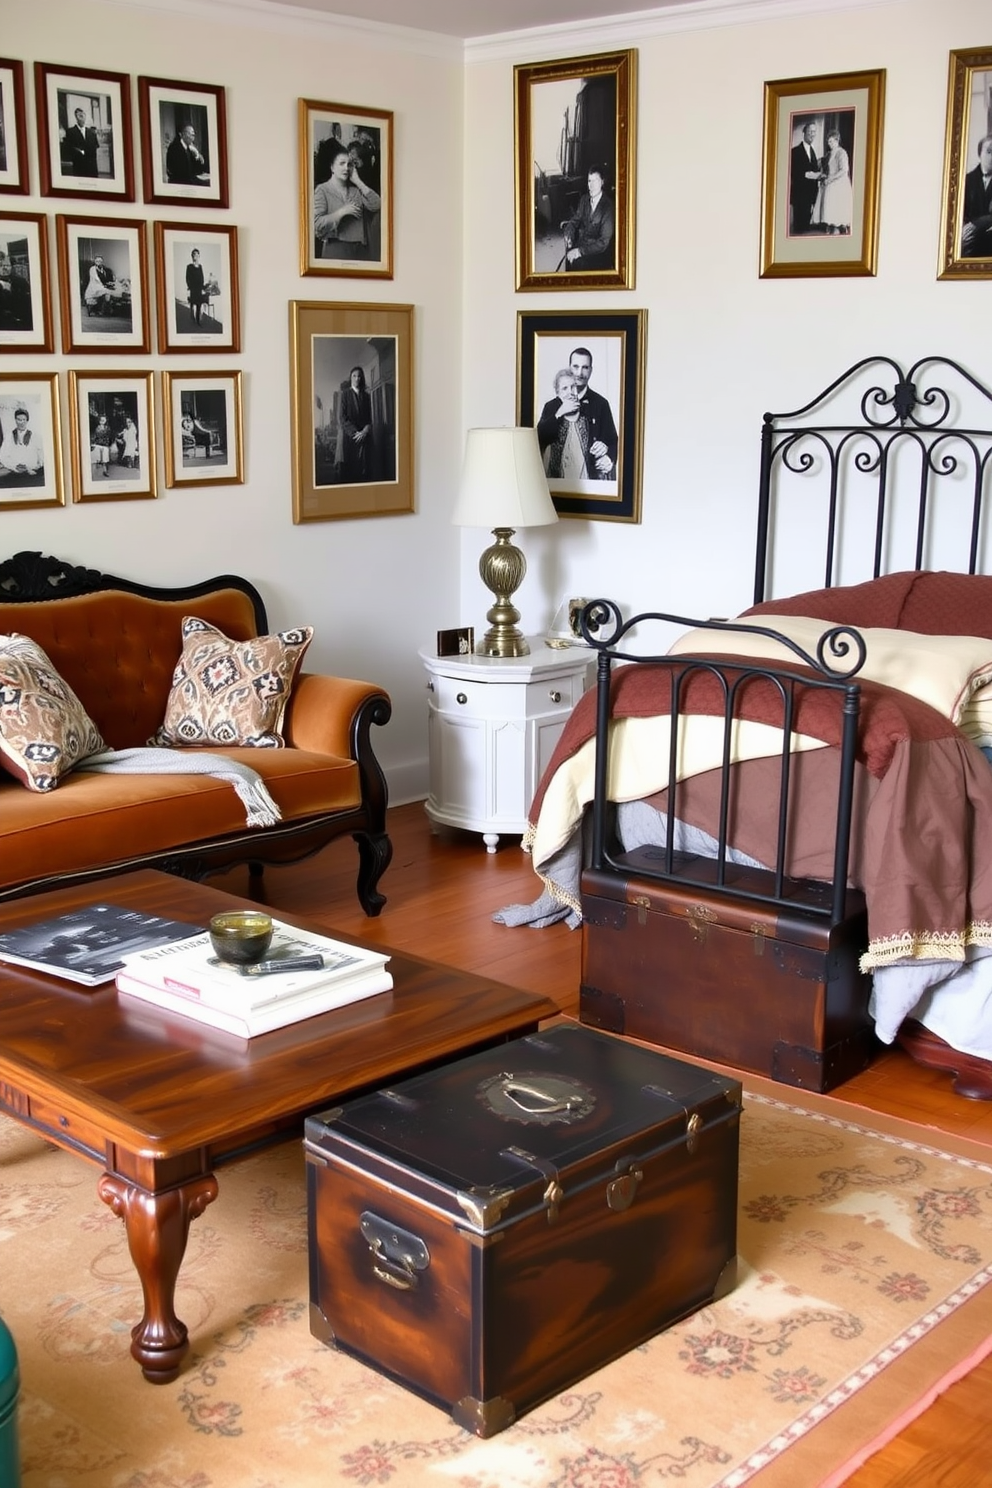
[78,747,282,827]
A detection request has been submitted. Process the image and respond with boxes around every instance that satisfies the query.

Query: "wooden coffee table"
[0,870,556,1383]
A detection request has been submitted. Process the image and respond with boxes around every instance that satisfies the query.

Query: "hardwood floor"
[214,801,992,1488]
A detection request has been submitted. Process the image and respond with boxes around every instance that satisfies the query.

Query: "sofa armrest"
[284,672,392,837]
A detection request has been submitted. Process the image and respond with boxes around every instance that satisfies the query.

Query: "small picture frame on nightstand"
[437,626,474,657]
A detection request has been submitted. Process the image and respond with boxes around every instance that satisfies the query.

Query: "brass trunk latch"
[360,1211,430,1291]
[685,903,717,943]
[606,1160,643,1212]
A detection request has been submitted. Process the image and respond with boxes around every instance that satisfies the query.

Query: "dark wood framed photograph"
[138,76,229,209]
[0,59,29,194]
[514,49,636,292]
[938,46,992,279]
[68,369,155,502]
[299,99,393,278]
[760,69,885,278]
[35,63,134,202]
[154,221,240,353]
[162,369,243,488]
[436,626,474,658]
[0,371,63,510]
[0,213,53,352]
[56,214,150,354]
[517,308,646,523]
[289,300,413,523]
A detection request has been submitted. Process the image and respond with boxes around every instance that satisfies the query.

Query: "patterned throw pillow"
[0,633,106,791]
[151,617,314,749]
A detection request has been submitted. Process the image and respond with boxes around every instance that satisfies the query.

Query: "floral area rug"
[2,1091,991,1488]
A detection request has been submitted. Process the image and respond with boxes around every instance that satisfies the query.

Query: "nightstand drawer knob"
[456,692,468,705]
[549,690,562,704]
[426,680,434,692]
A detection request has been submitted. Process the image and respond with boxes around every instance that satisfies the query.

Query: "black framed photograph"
[138,76,229,209]
[0,372,63,510]
[0,59,29,195]
[299,98,393,278]
[35,63,134,202]
[938,46,992,279]
[154,221,240,353]
[289,299,413,523]
[56,214,150,354]
[0,213,53,352]
[436,626,474,658]
[760,69,885,278]
[517,308,646,523]
[514,49,636,292]
[162,369,243,488]
[68,369,155,502]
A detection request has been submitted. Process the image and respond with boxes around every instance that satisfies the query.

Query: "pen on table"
[239,955,326,977]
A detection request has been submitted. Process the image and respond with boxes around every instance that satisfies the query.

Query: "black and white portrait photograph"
[514,50,635,291]
[289,299,413,523]
[0,373,63,509]
[0,59,29,194]
[35,63,134,201]
[939,47,992,279]
[69,370,156,502]
[155,221,240,352]
[56,215,149,353]
[0,213,52,351]
[517,309,645,523]
[163,370,243,487]
[138,76,228,208]
[299,99,393,278]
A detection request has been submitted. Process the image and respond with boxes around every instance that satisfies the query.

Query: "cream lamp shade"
[452,426,558,658]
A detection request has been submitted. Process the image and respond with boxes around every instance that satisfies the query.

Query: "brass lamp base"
[476,527,530,657]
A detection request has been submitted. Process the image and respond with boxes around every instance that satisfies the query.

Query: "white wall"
[462,0,991,645]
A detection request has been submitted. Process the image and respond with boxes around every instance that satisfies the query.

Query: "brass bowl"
[209,911,274,966]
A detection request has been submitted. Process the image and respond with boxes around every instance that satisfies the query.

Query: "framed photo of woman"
[938,46,992,279]
[759,69,885,278]
[299,99,393,278]
[162,370,243,487]
[35,63,134,202]
[0,59,29,194]
[138,76,229,208]
[0,372,63,510]
[514,50,636,291]
[68,369,156,502]
[56,214,150,354]
[154,221,240,352]
[0,213,53,352]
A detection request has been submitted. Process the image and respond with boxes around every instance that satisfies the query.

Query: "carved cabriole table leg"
[97,1171,219,1382]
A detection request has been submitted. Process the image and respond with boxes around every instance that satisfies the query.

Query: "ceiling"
[255,0,701,39]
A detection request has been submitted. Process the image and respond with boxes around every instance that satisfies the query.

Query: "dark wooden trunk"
[580,851,877,1092]
[305,1023,740,1436]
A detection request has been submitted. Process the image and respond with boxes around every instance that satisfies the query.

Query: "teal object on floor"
[0,1315,21,1488]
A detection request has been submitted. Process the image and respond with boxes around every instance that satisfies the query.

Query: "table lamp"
[451,426,558,658]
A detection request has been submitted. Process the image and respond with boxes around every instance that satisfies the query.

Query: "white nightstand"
[419,641,594,852]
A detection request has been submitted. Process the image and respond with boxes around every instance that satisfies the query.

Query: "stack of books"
[115,920,392,1037]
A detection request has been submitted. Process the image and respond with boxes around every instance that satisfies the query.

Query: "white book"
[116,965,394,1037]
[117,919,390,1012]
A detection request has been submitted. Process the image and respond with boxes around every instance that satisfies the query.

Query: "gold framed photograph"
[56,214,150,354]
[154,220,240,353]
[0,372,63,510]
[299,98,393,278]
[517,308,646,524]
[938,46,992,279]
[138,75,229,208]
[289,299,413,524]
[760,69,885,278]
[514,49,636,292]
[0,59,29,195]
[35,62,134,202]
[163,369,243,488]
[68,368,156,502]
[0,212,53,352]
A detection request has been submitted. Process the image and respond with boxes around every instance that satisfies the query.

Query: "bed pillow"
[957,679,992,746]
[668,616,992,727]
[150,617,313,749]
[895,571,992,640]
[0,633,106,791]
[743,572,919,629]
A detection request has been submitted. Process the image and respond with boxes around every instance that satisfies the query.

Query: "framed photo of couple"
[514,49,636,291]
[760,69,885,278]
[299,99,393,278]
[938,46,992,279]
[517,308,646,524]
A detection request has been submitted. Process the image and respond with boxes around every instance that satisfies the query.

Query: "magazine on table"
[116,965,394,1038]
[0,904,205,986]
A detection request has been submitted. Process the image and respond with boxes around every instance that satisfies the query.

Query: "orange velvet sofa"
[0,551,392,911]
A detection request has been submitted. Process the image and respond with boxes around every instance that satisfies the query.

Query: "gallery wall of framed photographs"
[0,57,244,510]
